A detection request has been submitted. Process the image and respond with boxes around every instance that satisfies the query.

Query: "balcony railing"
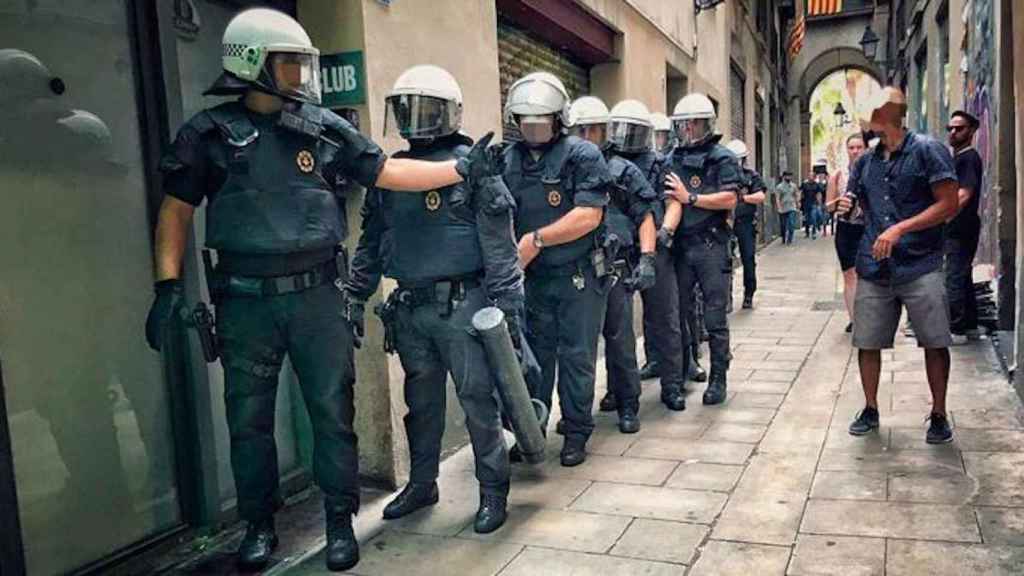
[806,0,873,19]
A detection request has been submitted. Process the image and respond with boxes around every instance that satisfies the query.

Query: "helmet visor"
[268,51,321,105]
[517,115,556,147]
[673,118,714,147]
[385,94,460,140]
[608,121,652,153]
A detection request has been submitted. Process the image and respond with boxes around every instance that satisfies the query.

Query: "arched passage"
[794,47,882,178]
[808,68,883,174]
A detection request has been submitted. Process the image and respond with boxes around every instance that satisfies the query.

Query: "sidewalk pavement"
[282,235,1024,576]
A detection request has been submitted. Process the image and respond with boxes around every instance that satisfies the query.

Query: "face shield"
[517,114,556,147]
[673,117,714,148]
[654,130,672,152]
[609,121,652,154]
[266,51,321,105]
[570,123,607,147]
[385,94,461,141]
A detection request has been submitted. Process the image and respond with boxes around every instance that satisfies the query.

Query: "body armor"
[605,155,637,249]
[734,167,763,221]
[504,136,601,269]
[668,137,733,235]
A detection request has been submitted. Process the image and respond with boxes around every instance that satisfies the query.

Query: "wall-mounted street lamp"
[695,0,725,14]
[834,102,850,129]
[859,24,880,61]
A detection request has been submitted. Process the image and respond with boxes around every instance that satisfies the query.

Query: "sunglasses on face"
[947,125,969,133]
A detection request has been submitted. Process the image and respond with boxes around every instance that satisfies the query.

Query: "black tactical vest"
[605,154,637,248]
[504,136,602,269]
[621,149,665,225]
[381,139,484,283]
[668,138,732,235]
[734,168,758,221]
[200,102,347,255]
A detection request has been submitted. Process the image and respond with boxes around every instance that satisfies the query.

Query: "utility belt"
[527,247,614,280]
[680,222,732,246]
[209,258,340,298]
[394,273,482,309]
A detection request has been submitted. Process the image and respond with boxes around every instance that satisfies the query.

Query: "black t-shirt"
[948,147,983,238]
[800,180,822,210]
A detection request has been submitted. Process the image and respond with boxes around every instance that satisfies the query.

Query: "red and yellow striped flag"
[787,15,805,60]
[807,0,844,16]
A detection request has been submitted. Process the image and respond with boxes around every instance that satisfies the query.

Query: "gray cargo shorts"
[852,269,952,350]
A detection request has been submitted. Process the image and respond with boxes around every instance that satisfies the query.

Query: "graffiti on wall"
[962,0,997,268]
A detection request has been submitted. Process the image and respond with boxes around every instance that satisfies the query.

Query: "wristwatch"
[532,230,545,249]
[688,193,699,206]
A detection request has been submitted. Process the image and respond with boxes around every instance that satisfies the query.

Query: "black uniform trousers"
[525,263,608,441]
[944,235,980,334]
[734,217,757,297]
[640,248,687,390]
[393,285,510,496]
[602,265,641,412]
[216,282,359,521]
[673,230,732,377]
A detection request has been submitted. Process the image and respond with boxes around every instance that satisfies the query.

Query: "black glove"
[346,295,365,349]
[145,279,184,352]
[455,131,496,188]
[626,253,657,292]
[497,300,524,350]
[656,227,675,250]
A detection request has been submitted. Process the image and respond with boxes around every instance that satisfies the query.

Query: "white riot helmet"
[671,93,717,148]
[505,71,570,147]
[385,65,462,141]
[206,8,321,105]
[568,96,609,145]
[650,112,674,152]
[725,139,749,160]
[608,100,653,154]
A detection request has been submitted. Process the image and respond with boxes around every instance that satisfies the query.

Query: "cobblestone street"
[271,236,1024,575]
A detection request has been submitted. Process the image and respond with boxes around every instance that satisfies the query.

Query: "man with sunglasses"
[145,9,494,572]
[944,110,984,341]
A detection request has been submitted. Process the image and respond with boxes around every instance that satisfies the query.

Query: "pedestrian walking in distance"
[826,133,868,334]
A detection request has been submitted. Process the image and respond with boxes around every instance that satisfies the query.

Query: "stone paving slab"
[497,547,680,576]
[712,489,806,546]
[570,482,727,523]
[460,508,631,553]
[885,540,1024,575]
[810,470,887,501]
[801,500,981,542]
[609,518,708,565]
[665,462,745,492]
[788,535,886,576]
[625,437,754,464]
[689,540,791,576]
[330,531,522,576]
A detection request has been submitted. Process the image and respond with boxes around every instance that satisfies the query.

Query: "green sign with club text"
[320,51,366,108]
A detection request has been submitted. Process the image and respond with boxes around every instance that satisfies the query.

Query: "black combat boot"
[742,294,754,309]
[560,436,587,467]
[599,390,618,412]
[639,361,659,380]
[702,370,728,405]
[237,517,278,571]
[618,403,640,434]
[660,385,687,411]
[325,506,359,572]
[474,493,508,534]
[382,482,439,520]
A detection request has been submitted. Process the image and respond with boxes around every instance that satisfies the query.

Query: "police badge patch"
[547,190,562,207]
[425,190,442,211]
[689,175,702,189]
[296,150,315,173]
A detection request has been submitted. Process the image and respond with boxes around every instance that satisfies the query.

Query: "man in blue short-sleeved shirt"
[837,87,959,446]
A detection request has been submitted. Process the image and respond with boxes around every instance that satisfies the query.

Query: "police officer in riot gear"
[661,93,742,406]
[569,97,658,433]
[651,112,675,156]
[345,65,517,534]
[144,9,494,572]
[502,72,612,466]
[725,139,767,309]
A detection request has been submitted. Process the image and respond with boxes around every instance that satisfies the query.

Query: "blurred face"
[268,51,321,104]
[947,115,976,149]
[846,136,866,165]
[570,123,606,146]
[654,130,671,151]
[517,115,556,147]
[674,118,712,147]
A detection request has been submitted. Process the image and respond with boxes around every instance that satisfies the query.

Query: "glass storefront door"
[0,3,182,574]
